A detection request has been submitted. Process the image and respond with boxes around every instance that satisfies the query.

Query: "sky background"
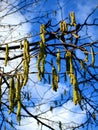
[0,0,98,130]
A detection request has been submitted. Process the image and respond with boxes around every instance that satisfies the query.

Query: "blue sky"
[0,0,98,130]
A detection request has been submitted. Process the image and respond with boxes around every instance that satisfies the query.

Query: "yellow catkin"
[70,73,74,84]
[37,56,41,81]
[60,21,63,32]
[60,21,68,33]
[9,77,15,114]
[65,50,72,74]
[24,39,30,63]
[80,60,83,69]
[23,39,30,86]
[56,49,61,71]
[37,25,46,82]
[40,41,46,58]
[4,44,9,66]
[16,75,21,123]
[90,46,95,67]
[23,62,29,86]
[84,51,88,62]
[73,76,78,104]
[72,74,80,105]
[16,75,20,101]
[52,67,58,91]
[38,69,42,81]
[72,33,80,38]
[40,24,46,43]
[41,58,45,74]
[66,59,70,74]
[19,74,23,88]
[73,87,78,105]
[70,12,76,26]
[37,55,42,81]
[84,55,88,62]
[69,55,73,74]
[37,41,46,81]
[17,101,21,123]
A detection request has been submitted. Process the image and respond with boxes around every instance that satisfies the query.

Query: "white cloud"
[0,1,31,43]
[0,0,31,73]
[17,100,85,130]
[16,81,86,130]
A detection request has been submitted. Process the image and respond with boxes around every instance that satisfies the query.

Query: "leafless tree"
[0,0,98,130]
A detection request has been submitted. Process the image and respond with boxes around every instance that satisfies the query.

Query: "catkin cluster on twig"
[65,50,81,105]
[37,24,46,81]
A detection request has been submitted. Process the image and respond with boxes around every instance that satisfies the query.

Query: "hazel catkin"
[4,44,9,66]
